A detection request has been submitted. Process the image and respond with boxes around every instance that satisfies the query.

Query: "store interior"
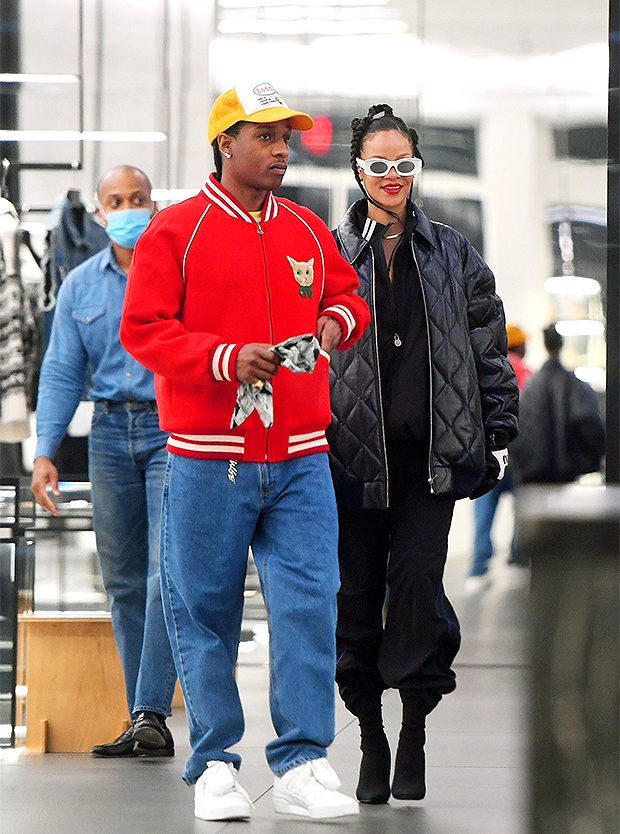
[0,1,618,833]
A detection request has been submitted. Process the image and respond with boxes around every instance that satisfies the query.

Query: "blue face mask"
[104,208,152,248]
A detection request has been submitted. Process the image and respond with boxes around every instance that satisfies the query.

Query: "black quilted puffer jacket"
[327,200,519,506]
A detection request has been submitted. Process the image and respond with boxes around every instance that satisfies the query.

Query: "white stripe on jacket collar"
[202,177,279,223]
[361,216,376,241]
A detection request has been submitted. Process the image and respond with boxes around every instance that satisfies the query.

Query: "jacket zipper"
[256,221,273,342]
[256,219,273,460]
[410,242,436,494]
[369,248,390,508]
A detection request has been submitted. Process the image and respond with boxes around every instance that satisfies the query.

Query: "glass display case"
[0,478,96,748]
[0,479,35,747]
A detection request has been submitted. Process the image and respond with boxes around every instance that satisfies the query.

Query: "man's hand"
[236,343,280,385]
[31,456,60,516]
[316,316,342,353]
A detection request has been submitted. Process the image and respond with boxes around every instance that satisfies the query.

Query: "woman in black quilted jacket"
[327,104,518,806]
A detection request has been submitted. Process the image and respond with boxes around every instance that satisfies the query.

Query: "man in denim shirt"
[31,166,177,758]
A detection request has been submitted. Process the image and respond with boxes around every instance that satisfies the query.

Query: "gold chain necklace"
[384,231,403,240]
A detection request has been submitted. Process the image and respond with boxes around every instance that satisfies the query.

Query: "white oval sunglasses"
[356,157,423,176]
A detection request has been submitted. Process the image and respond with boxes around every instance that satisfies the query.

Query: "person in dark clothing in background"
[466,323,533,592]
[327,104,519,806]
[511,323,605,484]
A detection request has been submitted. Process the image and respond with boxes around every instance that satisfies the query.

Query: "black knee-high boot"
[391,691,427,800]
[345,691,391,804]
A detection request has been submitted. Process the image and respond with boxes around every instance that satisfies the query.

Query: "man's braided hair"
[350,104,423,194]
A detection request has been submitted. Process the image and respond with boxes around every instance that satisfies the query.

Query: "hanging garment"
[37,192,109,475]
[0,197,30,441]
[19,228,45,410]
[42,190,110,319]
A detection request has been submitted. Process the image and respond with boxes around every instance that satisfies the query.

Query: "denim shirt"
[35,245,156,460]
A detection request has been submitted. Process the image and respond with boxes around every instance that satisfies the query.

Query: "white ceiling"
[392,0,608,56]
[210,0,609,117]
[213,1,608,53]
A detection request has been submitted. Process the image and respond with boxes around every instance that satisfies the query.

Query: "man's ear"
[96,206,107,227]
[218,135,233,157]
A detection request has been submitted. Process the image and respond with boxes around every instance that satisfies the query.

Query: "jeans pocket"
[90,403,108,429]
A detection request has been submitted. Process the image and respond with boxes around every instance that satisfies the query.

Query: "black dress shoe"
[91,726,137,758]
[132,711,175,757]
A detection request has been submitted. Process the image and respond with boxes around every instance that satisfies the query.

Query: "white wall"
[17,0,215,209]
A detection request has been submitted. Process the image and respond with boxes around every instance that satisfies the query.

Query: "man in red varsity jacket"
[120,82,369,822]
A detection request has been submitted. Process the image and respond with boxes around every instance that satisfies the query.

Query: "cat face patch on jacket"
[287,256,314,298]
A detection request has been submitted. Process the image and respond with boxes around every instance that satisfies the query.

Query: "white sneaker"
[273,758,359,819]
[464,574,492,595]
[194,760,253,821]
[504,563,530,588]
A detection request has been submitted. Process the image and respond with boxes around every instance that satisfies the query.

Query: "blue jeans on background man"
[159,452,340,785]
[470,467,525,577]
[89,402,177,717]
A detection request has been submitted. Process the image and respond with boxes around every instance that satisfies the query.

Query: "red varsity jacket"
[120,175,369,462]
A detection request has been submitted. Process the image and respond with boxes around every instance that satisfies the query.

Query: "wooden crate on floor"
[19,614,128,753]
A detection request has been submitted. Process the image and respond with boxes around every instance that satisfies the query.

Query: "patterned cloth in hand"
[231,333,320,428]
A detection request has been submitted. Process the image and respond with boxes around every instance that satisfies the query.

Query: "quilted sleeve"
[462,239,519,448]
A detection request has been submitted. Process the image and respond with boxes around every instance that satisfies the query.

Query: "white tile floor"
[0,497,530,834]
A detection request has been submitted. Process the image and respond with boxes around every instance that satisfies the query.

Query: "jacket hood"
[335,198,438,265]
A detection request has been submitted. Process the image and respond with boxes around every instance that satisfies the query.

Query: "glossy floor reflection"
[1,499,529,834]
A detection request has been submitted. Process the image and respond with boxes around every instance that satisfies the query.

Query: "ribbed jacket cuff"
[321,304,355,343]
[209,343,242,383]
[487,428,511,450]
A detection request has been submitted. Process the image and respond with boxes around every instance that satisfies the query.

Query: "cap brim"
[244,107,314,131]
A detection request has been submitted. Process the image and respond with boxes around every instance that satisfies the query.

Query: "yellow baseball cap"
[207,82,314,144]
[506,323,528,348]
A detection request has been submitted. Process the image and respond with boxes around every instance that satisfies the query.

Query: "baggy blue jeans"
[471,467,524,576]
[159,452,340,784]
[88,402,177,717]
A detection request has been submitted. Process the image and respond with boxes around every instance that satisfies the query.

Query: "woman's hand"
[316,316,342,353]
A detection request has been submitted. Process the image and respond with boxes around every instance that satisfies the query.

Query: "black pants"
[336,447,460,715]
